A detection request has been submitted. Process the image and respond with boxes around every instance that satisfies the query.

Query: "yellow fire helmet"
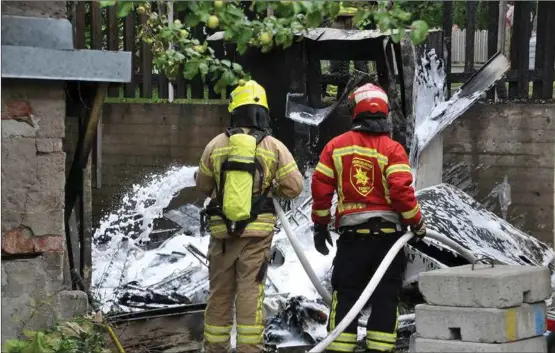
[228,80,269,113]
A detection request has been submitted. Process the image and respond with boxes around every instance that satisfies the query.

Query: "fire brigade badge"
[350,157,374,197]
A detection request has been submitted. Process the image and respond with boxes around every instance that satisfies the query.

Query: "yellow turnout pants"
[203,235,272,353]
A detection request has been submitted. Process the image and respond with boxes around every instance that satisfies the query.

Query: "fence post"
[140,13,153,98]
[175,11,187,99]
[107,5,120,97]
[168,1,175,103]
[74,2,86,50]
[509,1,532,99]
[443,1,453,98]
[533,1,555,99]
[487,1,499,100]
[123,12,136,98]
[464,1,478,73]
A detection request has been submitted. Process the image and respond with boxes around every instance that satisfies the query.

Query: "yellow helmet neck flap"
[228,80,269,113]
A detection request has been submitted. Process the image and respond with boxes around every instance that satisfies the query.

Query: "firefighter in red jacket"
[311,83,426,353]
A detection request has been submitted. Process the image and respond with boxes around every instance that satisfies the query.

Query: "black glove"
[410,219,427,239]
[314,223,333,256]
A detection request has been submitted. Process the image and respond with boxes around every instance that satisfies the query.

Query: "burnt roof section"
[207,27,441,61]
[1,15,132,83]
[207,27,441,42]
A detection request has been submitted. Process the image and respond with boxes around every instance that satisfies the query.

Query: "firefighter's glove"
[410,219,427,239]
[314,223,333,256]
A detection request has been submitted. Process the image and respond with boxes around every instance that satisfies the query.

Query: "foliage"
[101,1,430,94]
[398,1,443,29]
[399,1,492,31]
[452,1,489,31]
[1,314,108,353]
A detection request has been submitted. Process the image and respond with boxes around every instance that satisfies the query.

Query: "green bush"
[2,314,109,353]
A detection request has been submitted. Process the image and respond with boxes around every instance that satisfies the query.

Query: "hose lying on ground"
[273,198,333,306]
[425,229,479,263]
[273,197,480,309]
[309,232,414,353]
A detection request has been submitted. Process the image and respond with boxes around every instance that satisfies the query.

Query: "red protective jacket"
[311,130,422,228]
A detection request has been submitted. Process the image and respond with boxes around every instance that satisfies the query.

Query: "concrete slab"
[410,335,547,352]
[418,264,551,308]
[1,15,73,50]
[415,303,547,343]
[1,46,132,83]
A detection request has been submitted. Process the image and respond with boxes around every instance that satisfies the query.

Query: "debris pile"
[91,48,552,349]
[91,165,554,348]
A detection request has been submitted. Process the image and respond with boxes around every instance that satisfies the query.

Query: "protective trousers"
[203,235,272,353]
[327,225,406,353]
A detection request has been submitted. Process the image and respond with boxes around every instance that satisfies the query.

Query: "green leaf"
[255,1,269,13]
[116,2,134,18]
[410,20,429,44]
[22,330,37,339]
[199,62,209,81]
[397,10,412,22]
[306,11,323,28]
[390,28,404,43]
[174,51,186,61]
[327,2,341,18]
[232,63,242,73]
[237,43,248,55]
[221,60,232,68]
[183,60,201,80]
[2,339,29,353]
[185,12,201,27]
[99,0,116,8]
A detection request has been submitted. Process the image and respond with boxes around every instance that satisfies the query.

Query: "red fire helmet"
[348,83,389,120]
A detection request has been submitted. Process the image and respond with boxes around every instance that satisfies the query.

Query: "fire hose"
[273,199,483,352]
[273,198,333,306]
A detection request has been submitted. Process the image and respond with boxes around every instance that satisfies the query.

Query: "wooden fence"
[443,1,555,100]
[70,1,555,101]
[70,2,237,100]
[451,29,489,64]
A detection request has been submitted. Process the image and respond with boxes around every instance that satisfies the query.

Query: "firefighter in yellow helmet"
[196,80,303,353]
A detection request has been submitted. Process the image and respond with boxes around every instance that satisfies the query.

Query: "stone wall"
[1,79,87,342]
[443,103,555,245]
[93,103,228,223]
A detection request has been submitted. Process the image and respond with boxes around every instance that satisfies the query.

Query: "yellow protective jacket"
[196,128,303,238]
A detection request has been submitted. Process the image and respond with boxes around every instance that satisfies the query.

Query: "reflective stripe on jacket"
[311,130,422,228]
[196,129,303,238]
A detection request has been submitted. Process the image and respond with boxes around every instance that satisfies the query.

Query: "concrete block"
[1,252,65,342]
[1,120,38,138]
[2,81,65,138]
[37,152,65,190]
[418,264,551,308]
[410,335,547,352]
[2,227,64,254]
[1,137,39,190]
[415,303,547,343]
[55,291,89,320]
[36,138,63,153]
[22,209,64,237]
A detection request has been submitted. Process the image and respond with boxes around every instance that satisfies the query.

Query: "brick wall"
[93,103,228,222]
[443,103,555,245]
